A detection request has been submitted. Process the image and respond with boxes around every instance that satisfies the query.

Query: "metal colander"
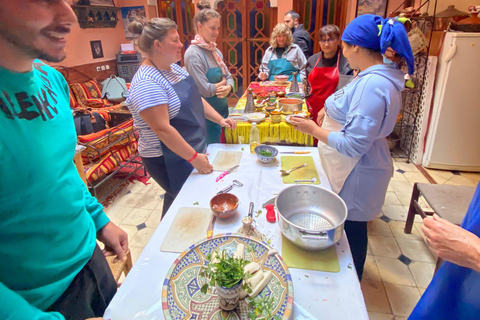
[287,211,334,230]
[275,185,348,250]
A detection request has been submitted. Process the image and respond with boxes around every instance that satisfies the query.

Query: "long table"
[225,82,314,146]
[104,144,368,320]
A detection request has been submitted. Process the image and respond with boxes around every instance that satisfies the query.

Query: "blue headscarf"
[341,14,415,74]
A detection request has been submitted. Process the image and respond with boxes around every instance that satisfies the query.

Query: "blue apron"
[267,48,300,82]
[409,182,480,320]
[157,71,207,196]
[201,50,229,145]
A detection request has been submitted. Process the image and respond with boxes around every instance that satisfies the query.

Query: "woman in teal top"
[259,23,307,82]
[185,8,234,144]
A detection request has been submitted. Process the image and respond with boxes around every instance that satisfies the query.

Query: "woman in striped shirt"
[127,18,236,217]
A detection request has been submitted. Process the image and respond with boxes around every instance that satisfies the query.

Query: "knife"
[215,165,239,182]
[280,151,311,154]
[207,215,216,238]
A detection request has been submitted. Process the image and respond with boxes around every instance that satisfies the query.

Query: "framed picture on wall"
[89,0,115,7]
[121,6,146,39]
[90,40,104,59]
[356,0,389,17]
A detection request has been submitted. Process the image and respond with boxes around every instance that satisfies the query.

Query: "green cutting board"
[281,235,340,272]
[280,156,320,184]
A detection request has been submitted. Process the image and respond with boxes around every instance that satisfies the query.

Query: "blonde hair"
[128,18,177,54]
[196,0,211,10]
[269,23,294,48]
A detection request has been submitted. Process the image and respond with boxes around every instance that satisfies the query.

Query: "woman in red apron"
[307,25,353,124]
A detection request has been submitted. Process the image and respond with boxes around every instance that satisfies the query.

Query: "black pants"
[141,155,174,217]
[344,220,368,281]
[47,245,117,320]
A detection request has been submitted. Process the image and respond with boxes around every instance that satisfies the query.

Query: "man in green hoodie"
[0,1,129,319]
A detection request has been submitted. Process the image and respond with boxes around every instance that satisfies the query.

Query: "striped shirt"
[127,64,189,157]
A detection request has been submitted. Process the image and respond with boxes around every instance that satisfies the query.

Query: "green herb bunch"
[200,250,251,294]
[247,296,281,320]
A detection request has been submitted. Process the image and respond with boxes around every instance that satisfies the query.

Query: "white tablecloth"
[104,144,368,320]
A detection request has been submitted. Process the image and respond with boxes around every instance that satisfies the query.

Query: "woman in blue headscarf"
[291,14,413,280]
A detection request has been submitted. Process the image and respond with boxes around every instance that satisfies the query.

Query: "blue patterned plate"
[162,233,294,320]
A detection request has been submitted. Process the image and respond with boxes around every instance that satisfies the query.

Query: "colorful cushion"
[84,140,138,182]
[70,79,111,108]
[78,119,134,165]
[69,89,78,109]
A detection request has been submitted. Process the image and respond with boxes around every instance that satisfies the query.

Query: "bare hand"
[219,118,236,129]
[258,72,268,81]
[423,214,480,272]
[97,222,129,263]
[191,153,213,174]
[215,78,227,89]
[316,110,325,126]
[289,117,318,135]
[216,85,231,99]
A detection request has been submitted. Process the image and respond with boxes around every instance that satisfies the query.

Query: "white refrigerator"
[422,32,480,172]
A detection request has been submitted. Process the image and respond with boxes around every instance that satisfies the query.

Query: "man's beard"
[0,26,67,63]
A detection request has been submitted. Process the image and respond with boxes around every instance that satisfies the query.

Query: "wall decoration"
[356,0,389,17]
[89,0,115,6]
[90,40,104,59]
[121,6,146,39]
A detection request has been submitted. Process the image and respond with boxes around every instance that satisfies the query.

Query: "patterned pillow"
[70,79,110,108]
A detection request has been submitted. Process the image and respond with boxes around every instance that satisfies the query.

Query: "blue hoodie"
[324,64,404,221]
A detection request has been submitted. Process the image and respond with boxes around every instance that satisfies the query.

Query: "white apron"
[318,114,361,194]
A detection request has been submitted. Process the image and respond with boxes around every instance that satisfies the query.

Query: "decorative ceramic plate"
[162,233,294,320]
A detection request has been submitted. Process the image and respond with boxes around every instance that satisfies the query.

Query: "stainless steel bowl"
[278,98,303,113]
[275,185,347,251]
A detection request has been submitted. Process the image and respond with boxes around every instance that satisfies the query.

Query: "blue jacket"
[325,64,404,221]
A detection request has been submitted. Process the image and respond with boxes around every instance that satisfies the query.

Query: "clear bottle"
[249,122,260,154]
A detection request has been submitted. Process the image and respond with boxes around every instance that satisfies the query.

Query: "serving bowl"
[274,75,289,85]
[278,98,303,114]
[246,112,266,122]
[254,145,278,164]
[210,193,239,219]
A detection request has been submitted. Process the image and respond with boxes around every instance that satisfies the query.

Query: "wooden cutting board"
[212,151,242,172]
[280,156,320,184]
[160,207,213,253]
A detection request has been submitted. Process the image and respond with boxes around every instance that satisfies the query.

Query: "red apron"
[307,52,340,123]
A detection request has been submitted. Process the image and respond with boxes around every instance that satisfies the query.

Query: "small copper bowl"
[276,91,286,97]
[210,193,239,219]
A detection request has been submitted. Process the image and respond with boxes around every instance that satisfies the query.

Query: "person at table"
[306,24,354,124]
[409,182,480,320]
[284,10,314,59]
[290,14,414,280]
[184,7,234,144]
[258,23,307,82]
[127,18,236,217]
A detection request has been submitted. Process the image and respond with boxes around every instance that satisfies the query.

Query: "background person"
[306,24,353,124]
[0,0,128,319]
[127,18,235,217]
[284,10,314,59]
[290,14,414,280]
[258,23,307,82]
[184,8,234,144]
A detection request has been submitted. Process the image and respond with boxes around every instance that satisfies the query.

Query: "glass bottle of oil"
[249,122,260,154]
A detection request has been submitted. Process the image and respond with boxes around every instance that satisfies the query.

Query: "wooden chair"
[404,182,476,271]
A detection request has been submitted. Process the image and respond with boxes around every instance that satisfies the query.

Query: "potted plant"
[200,250,251,311]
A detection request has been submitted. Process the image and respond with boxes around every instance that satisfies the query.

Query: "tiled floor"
[102,157,480,319]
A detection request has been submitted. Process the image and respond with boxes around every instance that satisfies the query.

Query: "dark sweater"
[306,49,354,76]
[292,24,313,59]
